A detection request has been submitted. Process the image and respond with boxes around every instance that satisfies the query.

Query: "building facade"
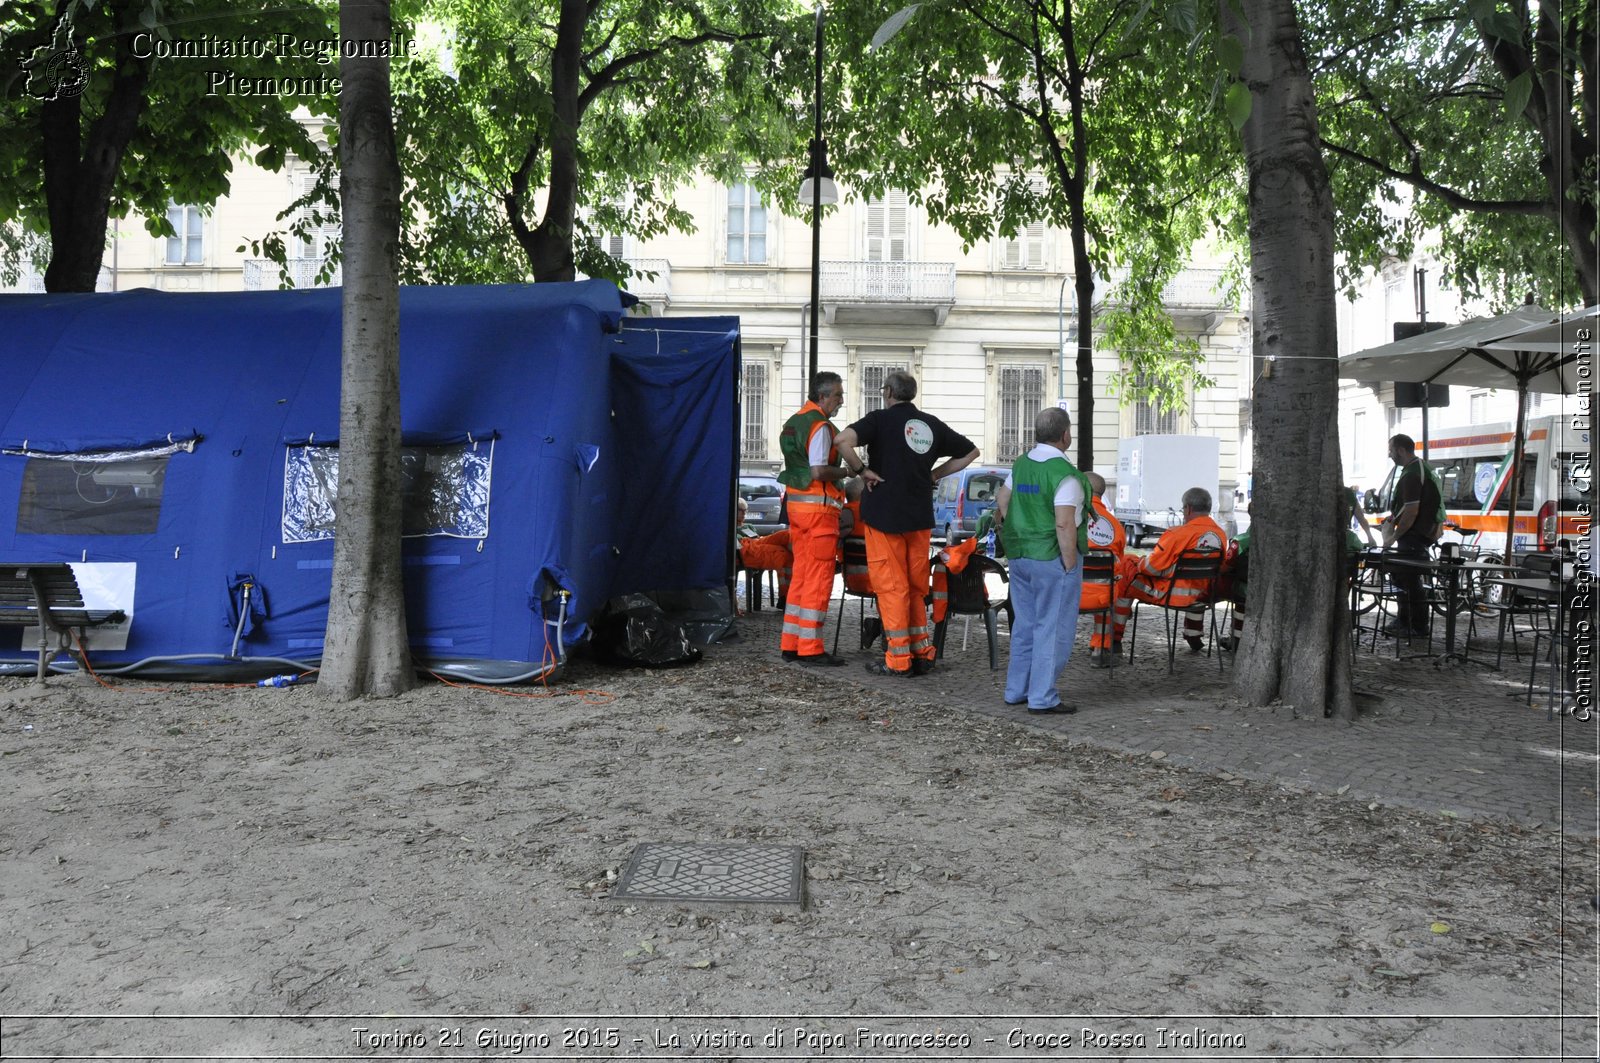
[10,156,1254,528]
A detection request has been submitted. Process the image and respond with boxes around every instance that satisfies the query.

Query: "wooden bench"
[0,564,127,681]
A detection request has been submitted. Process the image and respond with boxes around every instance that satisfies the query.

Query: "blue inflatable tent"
[0,282,739,681]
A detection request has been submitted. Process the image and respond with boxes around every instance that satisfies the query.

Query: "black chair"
[830,536,880,655]
[932,555,1011,670]
[1079,550,1120,675]
[1471,552,1558,667]
[1126,550,1225,674]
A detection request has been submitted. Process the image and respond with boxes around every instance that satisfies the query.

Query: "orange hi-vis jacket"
[929,535,981,624]
[1124,514,1228,608]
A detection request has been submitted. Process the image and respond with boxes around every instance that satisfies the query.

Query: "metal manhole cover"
[611,842,805,908]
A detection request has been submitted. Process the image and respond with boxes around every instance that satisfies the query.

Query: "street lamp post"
[797,1,837,390]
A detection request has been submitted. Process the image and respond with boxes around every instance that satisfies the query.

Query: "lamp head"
[798,141,837,207]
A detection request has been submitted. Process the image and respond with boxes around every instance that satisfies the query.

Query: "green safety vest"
[777,406,831,491]
[1000,452,1095,561]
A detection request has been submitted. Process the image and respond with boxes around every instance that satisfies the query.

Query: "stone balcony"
[821,260,956,326]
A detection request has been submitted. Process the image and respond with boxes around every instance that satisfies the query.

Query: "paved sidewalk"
[731,586,1600,837]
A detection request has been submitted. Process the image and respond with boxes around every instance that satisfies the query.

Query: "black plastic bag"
[593,594,704,668]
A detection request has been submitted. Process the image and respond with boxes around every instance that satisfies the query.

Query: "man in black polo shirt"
[1380,433,1443,636]
[834,372,979,676]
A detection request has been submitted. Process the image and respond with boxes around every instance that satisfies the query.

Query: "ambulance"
[1365,414,1591,558]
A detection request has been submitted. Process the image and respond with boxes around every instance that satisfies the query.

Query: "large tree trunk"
[39,0,149,293]
[1223,0,1353,720]
[319,0,413,699]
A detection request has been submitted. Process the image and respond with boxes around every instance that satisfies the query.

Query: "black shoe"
[1088,649,1116,669]
[910,658,936,677]
[864,659,912,678]
[795,652,847,667]
[1028,703,1078,715]
[859,617,884,650]
[1185,636,1205,654]
[781,649,798,661]
[1112,641,1123,656]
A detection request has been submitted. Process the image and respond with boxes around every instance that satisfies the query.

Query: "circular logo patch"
[1087,515,1115,548]
[904,419,934,454]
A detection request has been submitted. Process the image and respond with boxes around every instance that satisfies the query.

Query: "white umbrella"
[1481,303,1600,355]
[1340,305,1582,551]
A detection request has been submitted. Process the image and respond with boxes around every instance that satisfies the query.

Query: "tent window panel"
[16,455,169,536]
[283,441,493,543]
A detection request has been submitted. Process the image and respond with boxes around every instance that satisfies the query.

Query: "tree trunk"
[1223,0,1353,720]
[519,0,587,283]
[39,0,150,293]
[319,0,413,699]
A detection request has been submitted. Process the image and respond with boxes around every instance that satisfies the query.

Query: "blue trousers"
[1005,556,1083,710]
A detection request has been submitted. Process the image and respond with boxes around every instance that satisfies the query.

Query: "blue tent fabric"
[607,318,741,597]
[0,283,737,681]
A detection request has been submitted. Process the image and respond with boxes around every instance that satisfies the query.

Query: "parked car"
[738,471,786,536]
[933,465,1009,542]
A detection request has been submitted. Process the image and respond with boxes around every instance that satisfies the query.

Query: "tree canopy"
[0,0,336,291]
[389,0,806,285]
[1308,0,1597,307]
[824,0,1244,465]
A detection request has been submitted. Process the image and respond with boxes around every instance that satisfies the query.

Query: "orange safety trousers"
[781,504,840,656]
[1111,566,1209,642]
[865,526,934,673]
[740,531,793,604]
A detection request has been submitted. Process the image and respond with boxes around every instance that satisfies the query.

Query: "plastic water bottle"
[256,674,298,688]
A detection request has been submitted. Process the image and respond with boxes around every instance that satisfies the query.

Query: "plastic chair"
[1126,550,1225,674]
[931,555,1011,670]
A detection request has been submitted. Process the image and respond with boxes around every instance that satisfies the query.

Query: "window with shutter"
[865,191,908,261]
[726,183,767,265]
[741,360,769,461]
[998,365,1046,460]
[861,362,908,416]
[165,205,203,266]
[1133,369,1181,435]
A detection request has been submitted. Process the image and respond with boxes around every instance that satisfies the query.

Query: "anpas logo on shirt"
[904,418,934,454]
[1087,515,1116,547]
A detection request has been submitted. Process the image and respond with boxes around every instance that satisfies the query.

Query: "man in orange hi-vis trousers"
[1081,471,1138,668]
[835,371,979,678]
[776,372,851,666]
[1111,486,1228,653]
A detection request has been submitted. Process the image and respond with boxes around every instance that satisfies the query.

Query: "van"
[1364,413,1591,557]
[933,465,1009,542]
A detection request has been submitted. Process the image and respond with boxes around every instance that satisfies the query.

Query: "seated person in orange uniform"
[1081,472,1138,668]
[1110,486,1228,654]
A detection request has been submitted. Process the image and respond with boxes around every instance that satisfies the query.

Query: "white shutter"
[888,190,908,261]
[866,198,886,261]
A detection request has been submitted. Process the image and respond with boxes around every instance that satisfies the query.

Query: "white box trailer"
[1114,434,1220,546]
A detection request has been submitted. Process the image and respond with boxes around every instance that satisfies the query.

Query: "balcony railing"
[622,258,671,300]
[243,258,341,290]
[820,260,956,305]
[1160,267,1230,308]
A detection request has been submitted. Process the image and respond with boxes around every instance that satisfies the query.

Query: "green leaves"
[1224,81,1251,130]
[1502,70,1531,119]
